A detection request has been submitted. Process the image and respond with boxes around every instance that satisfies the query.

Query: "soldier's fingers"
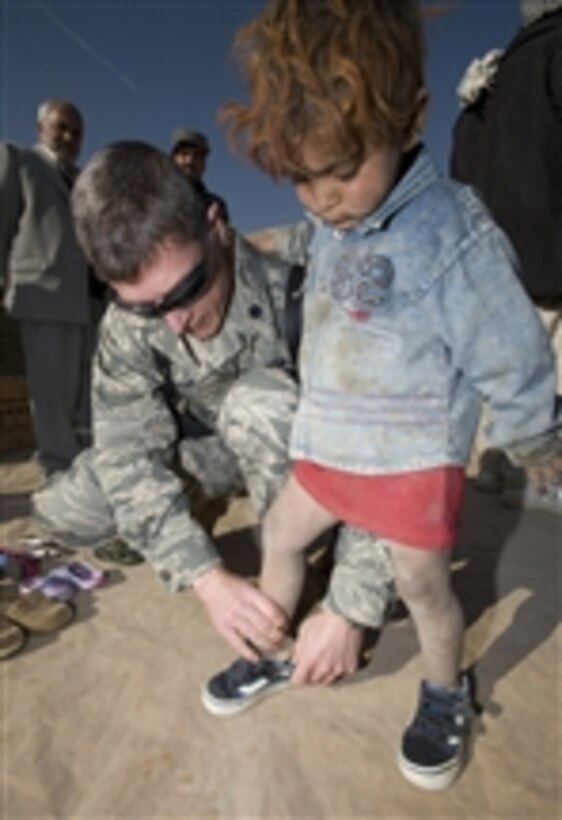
[291,651,323,685]
[235,612,284,655]
[224,627,261,661]
[225,603,277,650]
[237,600,287,648]
[293,664,334,685]
[243,587,288,631]
[246,614,286,646]
[289,662,311,686]
[291,641,348,684]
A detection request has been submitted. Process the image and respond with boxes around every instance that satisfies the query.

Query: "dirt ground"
[0,448,560,819]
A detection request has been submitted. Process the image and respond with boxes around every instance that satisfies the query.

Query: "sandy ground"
[0,448,560,819]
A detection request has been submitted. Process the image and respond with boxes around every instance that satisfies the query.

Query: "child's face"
[292,143,404,230]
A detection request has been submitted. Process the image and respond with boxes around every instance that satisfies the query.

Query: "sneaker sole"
[397,751,462,791]
[201,679,291,717]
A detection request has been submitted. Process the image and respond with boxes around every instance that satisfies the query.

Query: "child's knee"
[393,558,451,612]
[395,571,432,609]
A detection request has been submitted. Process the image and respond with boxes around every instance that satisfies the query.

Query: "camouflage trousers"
[33,367,394,628]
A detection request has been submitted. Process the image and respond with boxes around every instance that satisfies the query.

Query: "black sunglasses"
[113,257,210,318]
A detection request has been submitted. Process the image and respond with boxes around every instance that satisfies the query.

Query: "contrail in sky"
[34,1,138,92]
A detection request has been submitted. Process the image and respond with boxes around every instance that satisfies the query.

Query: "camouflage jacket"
[92,236,293,590]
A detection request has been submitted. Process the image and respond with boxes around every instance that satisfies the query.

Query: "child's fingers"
[527,458,562,488]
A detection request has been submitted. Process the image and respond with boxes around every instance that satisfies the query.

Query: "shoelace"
[227,657,292,686]
[412,685,473,748]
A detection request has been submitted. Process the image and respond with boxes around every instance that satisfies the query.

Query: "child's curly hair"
[220,0,426,179]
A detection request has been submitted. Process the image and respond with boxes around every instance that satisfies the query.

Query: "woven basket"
[0,376,35,454]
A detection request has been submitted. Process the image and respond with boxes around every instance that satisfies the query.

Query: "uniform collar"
[224,233,271,328]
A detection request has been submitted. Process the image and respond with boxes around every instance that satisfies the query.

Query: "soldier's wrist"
[320,598,364,630]
[191,562,223,595]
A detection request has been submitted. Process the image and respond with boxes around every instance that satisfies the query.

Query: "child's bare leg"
[261,474,338,622]
[201,478,337,717]
[387,542,464,688]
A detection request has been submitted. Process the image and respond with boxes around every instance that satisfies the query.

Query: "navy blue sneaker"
[398,675,473,790]
[202,657,293,716]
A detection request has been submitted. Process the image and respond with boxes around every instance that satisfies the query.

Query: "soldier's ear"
[207,201,234,248]
[206,200,220,226]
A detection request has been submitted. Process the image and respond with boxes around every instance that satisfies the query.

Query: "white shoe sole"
[201,680,291,717]
[397,751,462,791]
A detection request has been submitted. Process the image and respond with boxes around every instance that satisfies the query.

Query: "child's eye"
[335,164,358,181]
[290,173,310,186]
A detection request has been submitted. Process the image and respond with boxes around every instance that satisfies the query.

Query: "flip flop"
[0,548,42,583]
[0,614,27,660]
[51,560,107,590]
[19,538,76,560]
[93,539,144,566]
[19,574,78,602]
[19,560,106,600]
[5,590,75,634]
[0,574,20,607]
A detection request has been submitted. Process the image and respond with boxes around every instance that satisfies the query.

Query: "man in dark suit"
[0,98,95,477]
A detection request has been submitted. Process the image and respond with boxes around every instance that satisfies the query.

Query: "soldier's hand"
[291,609,363,685]
[193,566,287,660]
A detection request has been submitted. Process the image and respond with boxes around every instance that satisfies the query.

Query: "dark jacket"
[194,179,230,224]
[450,10,562,307]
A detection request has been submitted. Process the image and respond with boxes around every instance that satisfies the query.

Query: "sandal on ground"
[0,614,27,660]
[93,539,144,566]
[19,574,78,602]
[19,537,76,560]
[20,560,106,598]
[50,560,107,590]
[4,590,76,634]
[0,548,42,583]
[0,575,20,608]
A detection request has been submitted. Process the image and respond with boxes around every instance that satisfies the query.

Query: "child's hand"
[526,453,562,489]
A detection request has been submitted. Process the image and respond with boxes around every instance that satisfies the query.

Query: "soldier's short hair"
[72,140,207,283]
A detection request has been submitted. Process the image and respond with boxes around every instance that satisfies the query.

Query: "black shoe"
[201,657,293,717]
[398,674,473,790]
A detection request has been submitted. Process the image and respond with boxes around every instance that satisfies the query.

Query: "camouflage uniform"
[33,236,394,627]
[246,219,312,266]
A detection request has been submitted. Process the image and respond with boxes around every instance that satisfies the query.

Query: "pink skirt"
[293,460,465,549]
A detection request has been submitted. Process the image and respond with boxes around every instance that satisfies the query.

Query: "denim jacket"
[290,147,558,473]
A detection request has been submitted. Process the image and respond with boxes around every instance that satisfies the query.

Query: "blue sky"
[1,1,520,232]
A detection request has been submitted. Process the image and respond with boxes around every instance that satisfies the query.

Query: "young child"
[202,0,562,791]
